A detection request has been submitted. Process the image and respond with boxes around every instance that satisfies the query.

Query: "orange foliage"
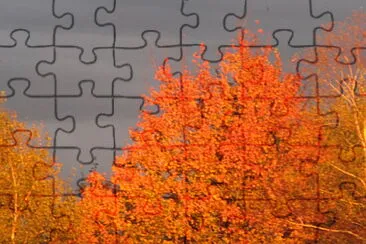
[0,97,76,243]
[77,37,325,242]
[298,11,366,243]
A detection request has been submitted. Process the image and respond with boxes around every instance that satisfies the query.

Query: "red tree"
[76,37,324,242]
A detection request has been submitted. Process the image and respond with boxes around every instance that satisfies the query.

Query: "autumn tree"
[293,11,366,242]
[0,94,77,243]
[75,32,329,243]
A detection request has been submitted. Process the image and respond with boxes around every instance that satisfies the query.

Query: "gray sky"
[0,0,364,191]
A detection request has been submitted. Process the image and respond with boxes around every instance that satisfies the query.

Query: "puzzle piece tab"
[0,126,74,242]
[165,45,220,77]
[318,182,366,242]
[37,47,131,96]
[299,48,365,98]
[3,81,70,147]
[181,0,246,61]
[242,0,332,46]
[0,0,71,46]
[55,81,113,163]
[313,1,365,63]
[0,31,54,97]
[113,33,180,96]
[96,0,195,48]
[54,0,114,62]
[55,148,114,193]
[98,97,143,152]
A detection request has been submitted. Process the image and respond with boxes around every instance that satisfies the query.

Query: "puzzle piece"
[298,47,366,154]
[54,0,114,62]
[95,0,195,48]
[114,32,180,96]
[299,47,365,98]
[0,129,57,184]
[243,174,289,217]
[181,0,246,61]
[287,199,337,241]
[318,145,365,198]
[55,148,114,193]
[165,45,220,77]
[312,1,365,63]
[318,182,366,242]
[241,0,332,47]
[55,81,113,163]
[0,0,71,46]
[243,170,329,241]
[0,128,74,242]
[98,97,144,152]
[246,160,320,217]
[0,31,54,97]
[93,209,121,242]
[3,81,70,147]
[97,96,160,170]
[267,32,317,74]
[37,47,131,96]
[168,32,317,96]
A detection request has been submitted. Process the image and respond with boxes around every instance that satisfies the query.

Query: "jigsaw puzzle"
[0,0,365,242]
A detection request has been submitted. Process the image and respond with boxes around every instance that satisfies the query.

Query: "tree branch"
[287,220,366,241]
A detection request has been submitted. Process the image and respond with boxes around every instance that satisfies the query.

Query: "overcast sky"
[0,0,364,191]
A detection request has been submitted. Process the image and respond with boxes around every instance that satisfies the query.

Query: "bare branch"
[287,220,366,242]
